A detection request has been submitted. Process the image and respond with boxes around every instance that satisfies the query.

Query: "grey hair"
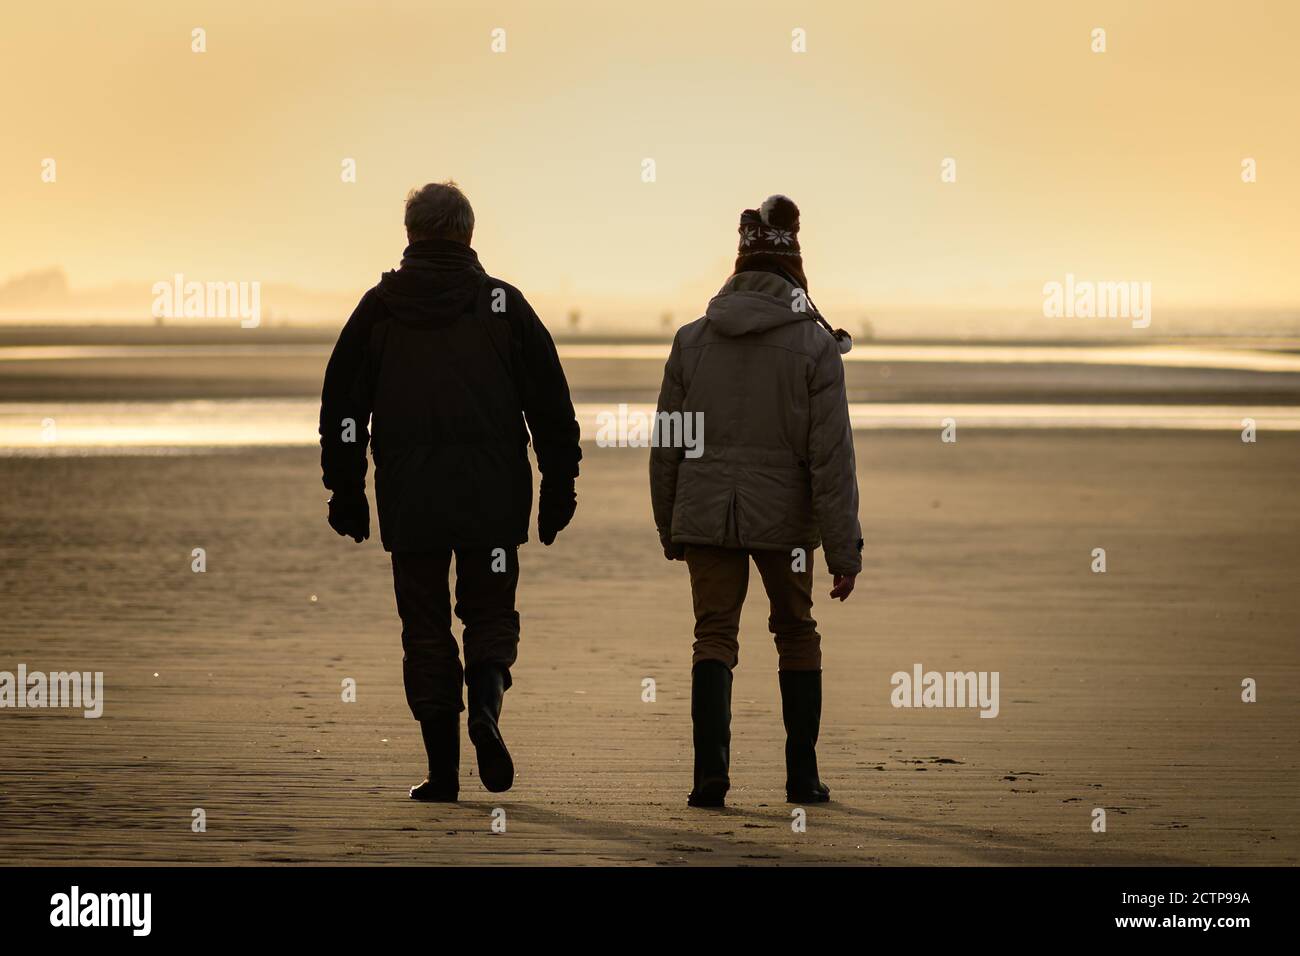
[404,180,475,243]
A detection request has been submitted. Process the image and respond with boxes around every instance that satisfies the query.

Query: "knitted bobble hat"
[737,194,801,256]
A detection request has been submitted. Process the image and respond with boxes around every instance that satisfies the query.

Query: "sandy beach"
[7,0,1300,917]
[1,401,1297,864]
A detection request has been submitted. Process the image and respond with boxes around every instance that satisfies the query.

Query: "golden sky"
[2,0,1298,319]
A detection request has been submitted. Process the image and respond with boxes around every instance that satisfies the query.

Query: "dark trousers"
[391,547,520,718]
[685,544,821,671]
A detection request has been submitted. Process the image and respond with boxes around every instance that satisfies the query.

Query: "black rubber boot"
[687,660,733,808]
[780,670,831,803]
[409,711,459,801]
[466,664,514,793]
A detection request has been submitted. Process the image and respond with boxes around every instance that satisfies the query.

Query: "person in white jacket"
[650,195,863,808]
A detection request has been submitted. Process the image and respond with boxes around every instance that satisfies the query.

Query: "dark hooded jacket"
[319,239,581,551]
[649,271,862,575]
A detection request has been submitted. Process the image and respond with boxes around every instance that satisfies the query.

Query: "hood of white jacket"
[705,271,809,337]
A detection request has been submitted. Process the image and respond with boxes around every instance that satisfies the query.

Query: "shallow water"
[5,341,1300,373]
[3,398,1298,454]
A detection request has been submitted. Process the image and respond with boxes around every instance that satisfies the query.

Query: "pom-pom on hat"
[737,194,801,256]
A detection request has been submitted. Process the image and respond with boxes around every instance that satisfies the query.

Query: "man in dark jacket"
[650,195,862,808]
[320,181,581,801]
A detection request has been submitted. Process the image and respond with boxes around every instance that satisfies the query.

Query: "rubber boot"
[687,660,732,808]
[409,711,459,801]
[466,664,514,793]
[779,670,831,803]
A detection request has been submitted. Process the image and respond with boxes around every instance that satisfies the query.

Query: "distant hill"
[0,266,355,324]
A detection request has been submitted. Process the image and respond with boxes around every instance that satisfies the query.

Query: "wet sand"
[4,325,1300,405]
[1,431,1297,865]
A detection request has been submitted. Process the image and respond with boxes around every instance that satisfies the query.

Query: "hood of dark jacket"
[705,270,809,337]
[376,238,486,324]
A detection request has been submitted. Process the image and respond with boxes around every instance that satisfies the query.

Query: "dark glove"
[537,477,576,546]
[327,489,370,543]
[662,539,686,561]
